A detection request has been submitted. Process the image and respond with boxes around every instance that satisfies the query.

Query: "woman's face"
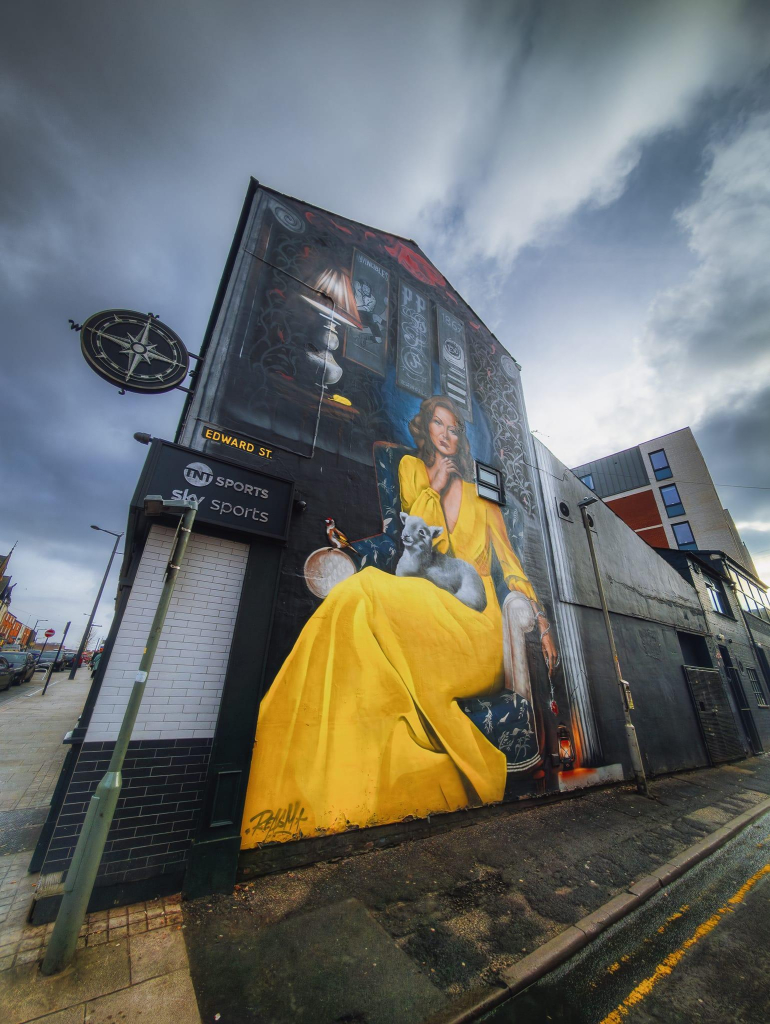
[428,406,460,457]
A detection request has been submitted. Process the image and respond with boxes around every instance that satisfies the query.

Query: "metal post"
[42,502,197,974]
[69,532,122,679]
[42,622,71,696]
[35,636,52,667]
[579,504,649,796]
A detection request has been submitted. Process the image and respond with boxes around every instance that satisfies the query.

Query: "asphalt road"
[484,810,770,1024]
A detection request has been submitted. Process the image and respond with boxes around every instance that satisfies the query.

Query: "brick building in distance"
[571,427,756,572]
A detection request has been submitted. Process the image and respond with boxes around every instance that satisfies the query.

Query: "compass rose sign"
[79,310,190,394]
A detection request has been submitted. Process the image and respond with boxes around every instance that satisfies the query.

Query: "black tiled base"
[40,737,212,893]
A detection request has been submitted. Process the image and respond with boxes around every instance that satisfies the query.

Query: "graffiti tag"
[249,802,309,839]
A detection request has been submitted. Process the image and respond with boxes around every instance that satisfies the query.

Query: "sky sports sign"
[133,440,294,541]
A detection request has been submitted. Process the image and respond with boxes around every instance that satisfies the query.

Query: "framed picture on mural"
[343,249,390,375]
[437,305,473,423]
[396,280,434,398]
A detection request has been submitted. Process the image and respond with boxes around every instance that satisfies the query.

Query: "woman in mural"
[241,396,558,846]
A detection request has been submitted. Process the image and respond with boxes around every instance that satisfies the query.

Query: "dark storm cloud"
[695,384,770,525]
[2,0,769,627]
[637,110,770,576]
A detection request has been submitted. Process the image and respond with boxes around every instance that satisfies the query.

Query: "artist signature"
[248,802,309,839]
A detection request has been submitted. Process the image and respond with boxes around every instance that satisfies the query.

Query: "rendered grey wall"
[535,439,710,775]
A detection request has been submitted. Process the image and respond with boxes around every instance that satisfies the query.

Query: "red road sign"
[44,629,55,637]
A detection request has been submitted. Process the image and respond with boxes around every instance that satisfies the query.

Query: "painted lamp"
[302,267,363,386]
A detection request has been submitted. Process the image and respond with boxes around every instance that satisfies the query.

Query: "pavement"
[2,668,770,1023]
[0,668,201,1024]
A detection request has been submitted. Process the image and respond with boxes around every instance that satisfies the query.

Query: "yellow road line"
[598,863,770,1024]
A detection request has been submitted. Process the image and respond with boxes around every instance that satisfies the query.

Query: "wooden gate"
[683,666,745,764]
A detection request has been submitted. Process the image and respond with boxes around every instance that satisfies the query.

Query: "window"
[475,462,505,504]
[579,473,595,490]
[747,668,769,707]
[659,483,685,518]
[728,569,770,622]
[704,576,729,616]
[648,449,672,480]
[672,521,697,550]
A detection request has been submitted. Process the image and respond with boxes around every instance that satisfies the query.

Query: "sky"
[1,0,769,642]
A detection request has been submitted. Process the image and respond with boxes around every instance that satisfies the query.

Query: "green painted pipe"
[42,501,198,975]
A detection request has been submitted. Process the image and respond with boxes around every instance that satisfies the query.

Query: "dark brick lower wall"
[42,738,212,888]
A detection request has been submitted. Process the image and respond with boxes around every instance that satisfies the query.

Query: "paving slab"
[24,1007,85,1024]
[184,896,448,1024]
[129,926,188,985]
[0,941,130,1024]
[84,968,200,1024]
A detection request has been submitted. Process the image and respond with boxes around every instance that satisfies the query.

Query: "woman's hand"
[427,455,459,493]
[537,615,559,676]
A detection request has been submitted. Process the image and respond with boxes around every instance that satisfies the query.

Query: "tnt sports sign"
[134,441,293,541]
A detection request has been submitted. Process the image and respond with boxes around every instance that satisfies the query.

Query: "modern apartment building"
[571,427,757,574]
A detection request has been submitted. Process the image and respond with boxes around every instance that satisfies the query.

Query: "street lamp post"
[28,619,47,648]
[577,497,649,796]
[43,496,198,975]
[68,527,123,680]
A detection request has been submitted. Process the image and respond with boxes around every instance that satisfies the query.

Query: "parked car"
[35,650,63,672]
[1,650,36,684]
[61,650,79,669]
[0,656,15,692]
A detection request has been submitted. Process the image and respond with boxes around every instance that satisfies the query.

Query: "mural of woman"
[241,396,558,847]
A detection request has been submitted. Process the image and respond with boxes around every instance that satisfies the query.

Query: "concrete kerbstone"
[500,926,587,994]
[627,875,661,899]
[421,984,509,1024]
[574,892,639,939]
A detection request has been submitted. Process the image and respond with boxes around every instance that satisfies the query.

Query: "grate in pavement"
[0,807,48,855]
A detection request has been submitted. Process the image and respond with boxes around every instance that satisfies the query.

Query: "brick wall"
[638,428,746,562]
[43,738,212,888]
[41,526,249,896]
[86,525,248,742]
[685,561,770,750]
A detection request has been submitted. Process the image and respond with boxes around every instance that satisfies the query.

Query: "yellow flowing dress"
[241,454,539,846]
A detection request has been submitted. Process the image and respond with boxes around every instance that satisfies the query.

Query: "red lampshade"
[302,267,363,331]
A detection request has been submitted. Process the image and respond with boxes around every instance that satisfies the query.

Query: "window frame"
[672,520,697,550]
[703,575,730,616]
[747,667,769,708]
[648,448,673,481]
[579,473,595,490]
[728,569,770,623]
[475,461,505,505]
[659,483,685,518]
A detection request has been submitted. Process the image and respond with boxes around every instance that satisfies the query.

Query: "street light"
[43,495,198,975]
[28,619,48,648]
[68,525,123,680]
[577,496,649,796]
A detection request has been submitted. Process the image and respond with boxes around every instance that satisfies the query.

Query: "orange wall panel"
[606,489,662,531]
[638,526,669,548]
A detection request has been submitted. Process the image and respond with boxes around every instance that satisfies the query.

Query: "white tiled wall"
[85,525,249,742]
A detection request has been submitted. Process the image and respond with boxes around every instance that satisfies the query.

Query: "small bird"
[325,517,350,549]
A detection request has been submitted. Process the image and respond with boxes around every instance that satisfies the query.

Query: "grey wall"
[536,441,706,632]
[571,445,648,499]
[535,440,711,776]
